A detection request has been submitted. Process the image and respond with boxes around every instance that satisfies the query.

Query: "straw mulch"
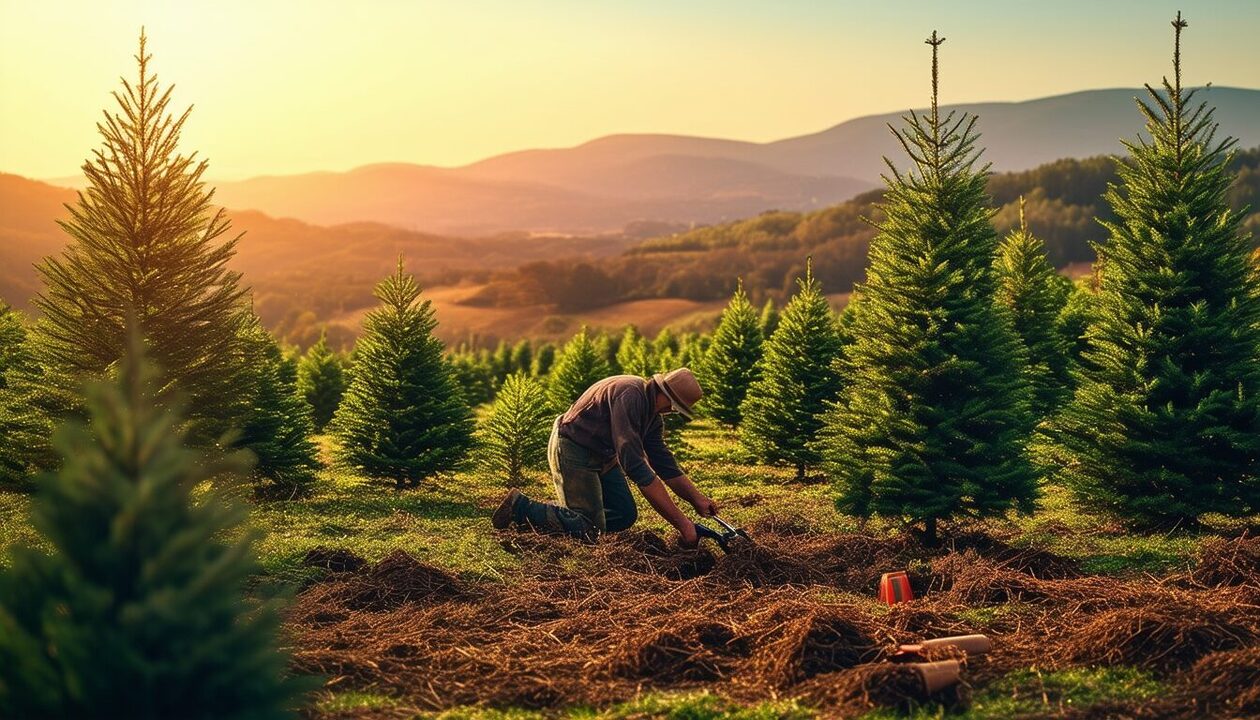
[288,518,1260,718]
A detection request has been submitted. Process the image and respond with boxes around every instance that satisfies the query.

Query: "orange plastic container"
[877,570,914,605]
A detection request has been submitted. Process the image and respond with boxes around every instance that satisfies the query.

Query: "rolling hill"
[170,87,1260,234]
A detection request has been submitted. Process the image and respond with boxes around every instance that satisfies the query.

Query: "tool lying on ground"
[693,515,752,553]
[891,634,992,662]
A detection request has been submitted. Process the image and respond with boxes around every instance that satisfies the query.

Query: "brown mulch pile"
[288,519,1260,717]
[1190,533,1260,588]
[1177,646,1260,716]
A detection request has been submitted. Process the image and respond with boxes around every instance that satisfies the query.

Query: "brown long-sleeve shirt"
[556,375,683,487]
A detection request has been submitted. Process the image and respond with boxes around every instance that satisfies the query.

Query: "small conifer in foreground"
[700,280,764,426]
[547,327,612,410]
[740,259,843,479]
[477,372,553,484]
[332,261,474,488]
[0,332,301,719]
[616,325,654,378]
[238,318,320,498]
[296,331,346,431]
[994,197,1073,417]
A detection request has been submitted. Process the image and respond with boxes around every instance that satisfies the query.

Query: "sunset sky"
[2,0,1258,180]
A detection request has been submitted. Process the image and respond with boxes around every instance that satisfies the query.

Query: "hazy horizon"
[3,0,1260,180]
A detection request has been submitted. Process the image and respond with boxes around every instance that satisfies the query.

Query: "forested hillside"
[470,148,1260,310]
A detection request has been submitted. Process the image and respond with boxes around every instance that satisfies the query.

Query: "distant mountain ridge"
[36,87,1260,236]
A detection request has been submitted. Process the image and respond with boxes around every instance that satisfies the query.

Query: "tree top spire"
[1171,11,1187,97]
[1018,195,1027,233]
[926,30,945,128]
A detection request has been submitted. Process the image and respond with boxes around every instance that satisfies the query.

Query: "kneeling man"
[492,368,717,547]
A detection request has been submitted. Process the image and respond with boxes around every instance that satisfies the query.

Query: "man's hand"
[690,493,719,518]
[678,520,699,549]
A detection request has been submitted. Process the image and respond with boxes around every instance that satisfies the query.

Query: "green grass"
[315,690,402,713]
[428,692,813,720]
[860,667,1167,720]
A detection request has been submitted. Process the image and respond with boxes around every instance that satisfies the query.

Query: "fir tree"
[677,333,708,371]
[652,328,678,363]
[509,339,534,376]
[477,372,553,484]
[1057,279,1097,370]
[817,33,1037,544]
[1046,14,1260,526]
[332,261,474,488]
[995,197,1074,417]
[740,259,844,479]
[700,280,764,426]
[449,350,495,406]
[759,299,780,338]
[238,319,319,498]
[0,332,302,719]
[29,32,254,452]
[296,331,346,431]
[531,343,557,377]
[616,325,654,378]
[595,331,618,375]
[490,340,514,385]
[547,327,612,410]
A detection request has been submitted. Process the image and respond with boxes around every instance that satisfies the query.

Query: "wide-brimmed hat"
[653,368,702,420]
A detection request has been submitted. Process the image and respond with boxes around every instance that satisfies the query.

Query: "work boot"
[491,488,524,529]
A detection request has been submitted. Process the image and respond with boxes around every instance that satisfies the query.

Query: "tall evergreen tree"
[817,33,1037,543]
[0,332,302,719]
[477,372,553,484]
[238,319,319,498]
[700,280,764,426]
[995,197,1073,417]
[296,331,346,431]
[547,327,612,410]
[616,325,654,378]
[332,261,474,488]
[740,259,843,479]
[28,32,254,451]
[1046,14,1260,526]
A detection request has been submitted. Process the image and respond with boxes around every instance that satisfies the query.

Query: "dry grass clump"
[1054,599,1257,672]
[1179,646,1260,716]
[1191,533,1260,588]
[794,664,931,715]
[300,550,468,612]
